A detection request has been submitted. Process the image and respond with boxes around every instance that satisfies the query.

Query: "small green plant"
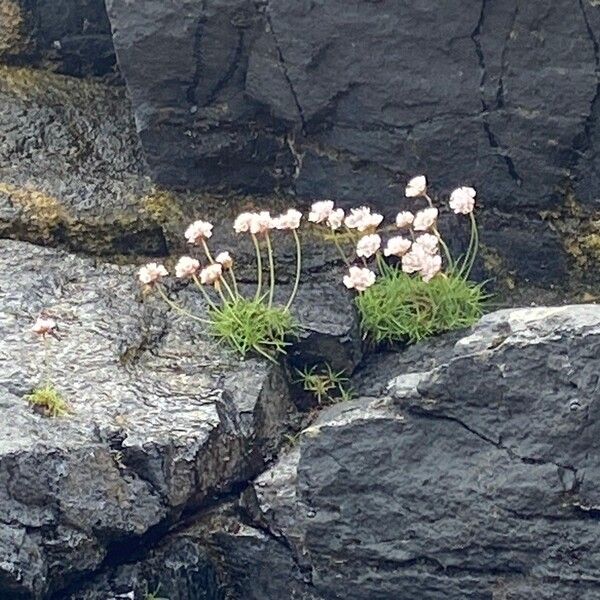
[356,261,485,343]
[138,210,303,362]
[26,316,71,417]
[295,364,354,405]
[310,177,486,345]
[27,385,71,417]
[210,297,297,360]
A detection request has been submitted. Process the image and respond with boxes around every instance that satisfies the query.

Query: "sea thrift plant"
[139,210,304,361]
[311,176,485,344]
[27,316,70,417]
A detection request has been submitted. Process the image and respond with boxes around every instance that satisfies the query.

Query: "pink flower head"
[32,316,57,336]
[249,211,273,235]
[401,244,429,274]
[273,208,302,230]
[343,266,376,292]
[413,207,438,231]
[185,220,213,244]
[415,233,439,255]
[384,236,412,257]
[395,211,415,229]
[356,234,381,259]
[344,207,384,232]
[175,256,200,279]
[139,262,168,285]
[402,245,443,282]
[449,186,476,215]
[327,208,345,231]
[405,175,427,198]
[216,251,233,269]
[420,253,442,282]
[234,212,254,233]
[200,263,223,285]
[308,200,335,224]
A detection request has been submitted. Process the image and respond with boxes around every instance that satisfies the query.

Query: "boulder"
[0,239,301,598]
[105,0,600,286]
[233,304,600,599]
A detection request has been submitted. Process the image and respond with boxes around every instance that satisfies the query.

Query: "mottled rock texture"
[0,0,116,76]
[61,304,600,600]
[236,305,600,599]
[105,0,600,285]
[0,239,301,599]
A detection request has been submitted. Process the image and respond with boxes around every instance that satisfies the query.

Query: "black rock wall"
[1,0,116,76]
[106,0,600,212]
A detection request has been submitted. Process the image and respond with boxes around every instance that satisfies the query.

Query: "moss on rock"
[0,0,25,56]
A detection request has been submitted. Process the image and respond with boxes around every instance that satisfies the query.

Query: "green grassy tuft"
[26,385,71,417]
[209,297,297,362]
[356,265,486,345]
[294,364,354,405]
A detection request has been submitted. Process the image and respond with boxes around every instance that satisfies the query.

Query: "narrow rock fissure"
[471,0,522,186]
[259,4,307,131]
[204,30,245,107]
[408,405,578,475]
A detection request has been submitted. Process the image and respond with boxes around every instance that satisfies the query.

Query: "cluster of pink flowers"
[233,209,303,234]
[310,175,477,292]
[138,176,477,307]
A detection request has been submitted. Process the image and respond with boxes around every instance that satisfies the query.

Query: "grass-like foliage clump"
[356,263,485,344]
[139,209,303,362]
[310,175,486,346]
[27,385,70,417]
[210,296,297,360]
[295,364,354,404]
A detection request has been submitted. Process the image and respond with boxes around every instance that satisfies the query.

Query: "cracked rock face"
[103,0,600,285]
[230,304,600,599]
[106,1,599,221]
[0,239,300,599]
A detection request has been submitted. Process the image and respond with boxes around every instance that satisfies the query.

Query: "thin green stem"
[202,239,235,300]
[229,269,240,298]
[156,284,211,324]
[265,232,276,308]
[285,229,302,311]
[463,212,479,279]
[433,226,454,271]
[332,233,351,267]
[424,193,435,208]
[375,251,386,274]
[252,234,263,301]
[252,343,278,364]
[458,212,477,278]
[191,275,220,311]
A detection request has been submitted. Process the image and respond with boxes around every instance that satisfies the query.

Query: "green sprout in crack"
[138,210,303,362]
[144,583,169,600]
[26,316,71,417]
[294,364,354,405]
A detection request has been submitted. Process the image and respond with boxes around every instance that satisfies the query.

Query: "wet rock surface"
[0,0,116,77]
[0,239,303,598]
[104,0,600,286]
[236,305,600,599]
[53,303,600,600]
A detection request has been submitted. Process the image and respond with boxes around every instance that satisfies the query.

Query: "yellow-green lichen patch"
[0,181,69,242]
[0,64,126,112]
[0,0,25,56]
[542,193,600,275]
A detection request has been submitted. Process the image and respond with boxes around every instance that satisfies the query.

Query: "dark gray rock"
[232,304,600,600]
[106,0,600,214]
[0,239,301,599]
[0,0,116,77]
